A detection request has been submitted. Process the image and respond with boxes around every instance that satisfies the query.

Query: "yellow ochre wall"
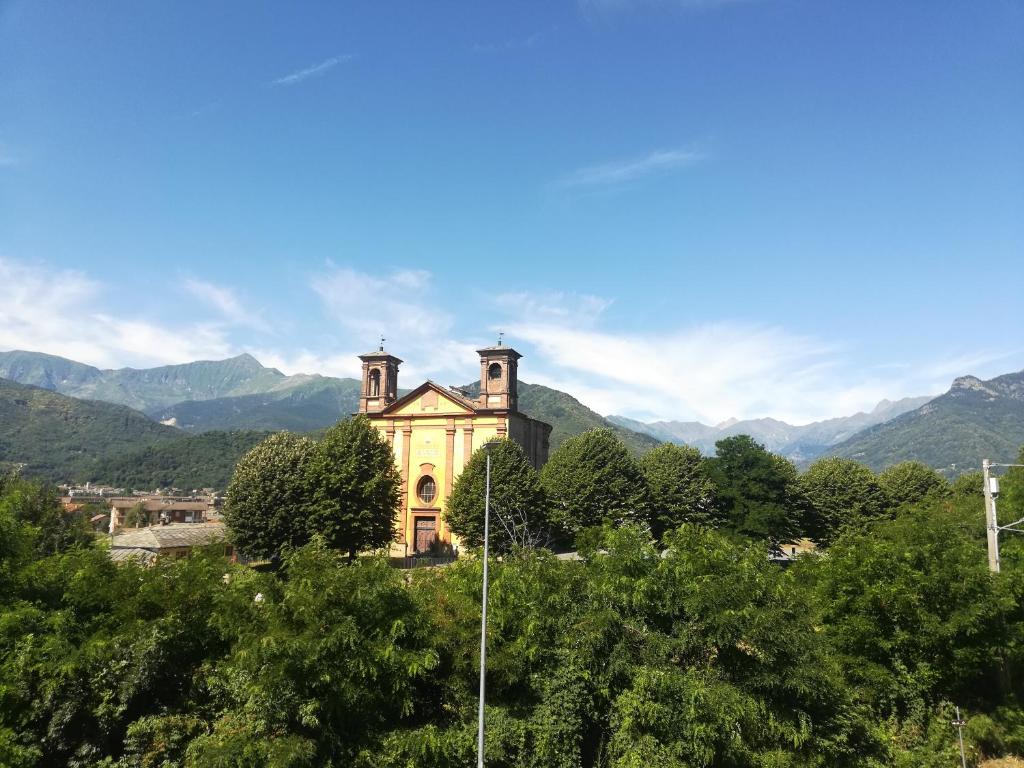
[367,388,508,556]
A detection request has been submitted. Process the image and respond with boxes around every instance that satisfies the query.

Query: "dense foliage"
[706,435,806,548]
[224,417,401,560]
[444,439,549,551]
[3,463,1024,767]
[542,428,653,540]
[223,431,317,558]
[800,456,890,545]
[5,421,1024,766]
[0,378,179,481]
[88,430,271,490]
[878,460,949,507]
[639,442,716,538]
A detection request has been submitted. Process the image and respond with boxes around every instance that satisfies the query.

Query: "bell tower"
[477,338,521,412]
[359,339,402,414]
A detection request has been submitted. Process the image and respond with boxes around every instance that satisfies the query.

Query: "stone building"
[358,342,551,556]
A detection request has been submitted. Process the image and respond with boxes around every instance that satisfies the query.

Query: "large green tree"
[540,428,652,541]
[800,456,889,546]
[805,497,1020,722]
[305,416,402,560]
[878,460,948,508]
[444,438,549,552]
[224,431,316,558]
[706,435,806,547]
[639,443,716,540]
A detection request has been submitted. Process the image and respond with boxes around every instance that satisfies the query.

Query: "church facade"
[357,343,552,556]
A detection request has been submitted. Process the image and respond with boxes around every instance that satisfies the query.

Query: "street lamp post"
[477,440,500,768]
[952,706,967,768]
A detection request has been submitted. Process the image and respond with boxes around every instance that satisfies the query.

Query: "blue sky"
[1,0,1022,424]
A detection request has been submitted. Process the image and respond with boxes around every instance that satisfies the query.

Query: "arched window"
[368,369,380,396]
[488,362,502,381]
[417,476,437,505]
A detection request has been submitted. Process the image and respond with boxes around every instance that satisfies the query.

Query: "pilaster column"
[443,419,456,540]
[463,421,474,468]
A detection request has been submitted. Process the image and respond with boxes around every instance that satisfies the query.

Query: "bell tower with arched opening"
[359,341,402,414]
[477,342,520,412]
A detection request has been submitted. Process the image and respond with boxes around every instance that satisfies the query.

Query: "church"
[357,341,552,556]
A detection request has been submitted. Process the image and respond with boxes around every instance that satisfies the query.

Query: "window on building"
[369,368,381,396]
[417,476,437,505]
[488,362,502,380]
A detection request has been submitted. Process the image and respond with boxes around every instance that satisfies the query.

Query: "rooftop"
[111,521,226,551]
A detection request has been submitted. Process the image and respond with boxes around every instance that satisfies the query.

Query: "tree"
[705,435,806,547]
[444,438,549,552]
[123,501,149,529]
[951,470,984,500]
[878,461,948,508]
[639,443,715,540]
[800,456,889,546]
[807,498,1018,721]
[304,416,402,560]
[224,431,316,558]
[540,428,652,541]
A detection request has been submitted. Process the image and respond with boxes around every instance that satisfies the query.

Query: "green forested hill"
[0,350,290,412]
[832,370,1024,471]
[86,430,271,490]
[461,380,660,456]
[151,376,362,432]
[0,378,179,480]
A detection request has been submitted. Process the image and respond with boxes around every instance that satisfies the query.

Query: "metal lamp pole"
[477,440,500,768]
[952,706,967,768]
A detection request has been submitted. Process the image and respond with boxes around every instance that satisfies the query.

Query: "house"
[109,521,232,564]
[108,497,214,532]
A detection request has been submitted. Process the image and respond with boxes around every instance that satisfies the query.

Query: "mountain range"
[0,350,657,485]
[830,371,1024,471]
[608,396,934,464]
[1,349,1021,485]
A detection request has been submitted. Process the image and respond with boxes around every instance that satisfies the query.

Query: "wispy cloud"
[557,148,703,189]
[474,27,558,52]
[184,278,270,332]
[490,289,1018,424]
[270,55,353,87]
[309,264,481,383]
[0,257,235,368]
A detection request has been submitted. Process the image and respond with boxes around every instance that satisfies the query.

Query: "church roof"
[476,345,522,359]
[380,380,480,415]
[359,349,403,363]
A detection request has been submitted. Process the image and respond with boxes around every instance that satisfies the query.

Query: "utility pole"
[983,459,1001,573]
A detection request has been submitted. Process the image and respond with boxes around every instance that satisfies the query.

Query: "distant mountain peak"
[951,375,986,391]
[716,417,739,429]
[229,352,264,368]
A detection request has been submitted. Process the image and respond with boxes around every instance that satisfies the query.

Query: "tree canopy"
[304,416,402,559]
[800,456,890,546]
[223,430,316,558]
[444,438,549,552]
[639,442,716,540]
[6,437,1024,766]
[706,435,806,547]
[224,417,401,560]
[878,460,949,507]
[541,428,652,541]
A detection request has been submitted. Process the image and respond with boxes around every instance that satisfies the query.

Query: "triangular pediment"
[381,381,478,416]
